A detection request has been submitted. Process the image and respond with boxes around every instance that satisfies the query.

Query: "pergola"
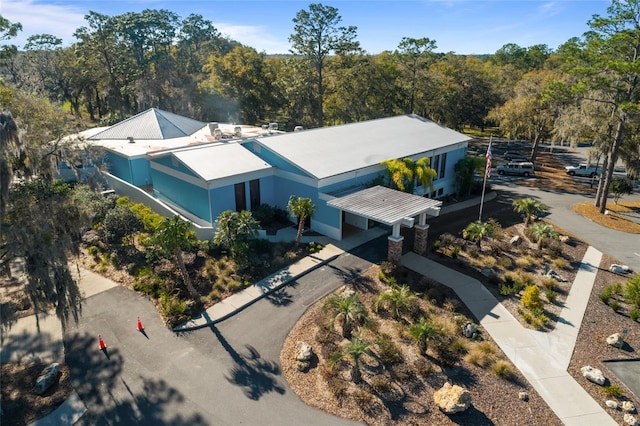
[328,185,442,262]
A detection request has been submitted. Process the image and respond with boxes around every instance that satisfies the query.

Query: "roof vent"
[294,126,304,132]
[208,122,219,134]
[261,124,269,136]
[213,128,222,140]
[268,122,278,133]
[234,126,242,137]
[128,136,135,144]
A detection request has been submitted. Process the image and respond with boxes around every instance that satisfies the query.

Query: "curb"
[172,252,343,332]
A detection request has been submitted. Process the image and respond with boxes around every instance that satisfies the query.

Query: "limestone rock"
[462,322,477,339]
[559,235,570,244]
[624,414,638,426]
[518,391,529,401]
[581,366,605,386]
[433,382,472,414]
[295,341,313,362]
[606,333,623,347]
[296,360,310,372]
[623,401,637,413]
[35,363,60,395]
[606,400,618,409]
[509,235,521,246]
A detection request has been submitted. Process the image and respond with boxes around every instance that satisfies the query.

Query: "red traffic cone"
[98,335,106,350]
[137,316,144,331]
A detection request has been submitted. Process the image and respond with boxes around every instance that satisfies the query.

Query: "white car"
[565,164,600,177]
[496,162,535,177]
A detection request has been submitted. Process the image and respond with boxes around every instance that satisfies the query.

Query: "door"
[249,179,261,210]
[234,182,246,211]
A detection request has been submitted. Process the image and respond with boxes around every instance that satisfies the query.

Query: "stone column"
[413,224,429,256]
[388,235,404,264]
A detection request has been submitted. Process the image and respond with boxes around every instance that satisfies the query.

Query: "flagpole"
[478,137,492,222]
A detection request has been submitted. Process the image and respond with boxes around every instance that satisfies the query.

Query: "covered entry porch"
[327,185,442,263]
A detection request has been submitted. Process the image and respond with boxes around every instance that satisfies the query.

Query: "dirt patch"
[1,362,74,426]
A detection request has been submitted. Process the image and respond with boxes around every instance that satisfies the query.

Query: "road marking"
[635,253,640,257]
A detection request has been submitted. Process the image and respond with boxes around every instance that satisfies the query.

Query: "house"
[78,109,471,260]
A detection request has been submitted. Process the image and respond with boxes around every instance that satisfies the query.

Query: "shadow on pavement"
[210,325,285,400]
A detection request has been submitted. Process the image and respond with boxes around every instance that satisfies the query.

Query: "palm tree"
[462,221,495,250]
[152,215,199,298]
[512,198,548,226]
[528,222,558,249]
[374,284,418,321]
[409,317,443,356]
[213,210,260,256]
[330,337,372,383]
[381,157,436,194]
[323,293,368,338]
[287,195,316,246]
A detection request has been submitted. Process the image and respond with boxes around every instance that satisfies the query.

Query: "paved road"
[65,246,384,425]
[491,179,640,273]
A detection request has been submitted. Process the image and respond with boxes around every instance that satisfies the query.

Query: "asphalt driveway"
[65,249,382,425]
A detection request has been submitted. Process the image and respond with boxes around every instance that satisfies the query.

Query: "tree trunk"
[594,155,609,207]
[295,214,305,246]
[599,117,625,214]
[175,249,198,298]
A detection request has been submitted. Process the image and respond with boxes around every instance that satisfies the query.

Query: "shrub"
[630,308,640,322]
[552,258,570,270]
[479,256,497,268]
[498,282,513,296]
[159,294,189,327]
[451,245,461,258]
[87,245,100,258]
[413,358,432,377]
[515,257,532,270]
[521,285,544,312]
[540,277,557,291]
[517,272,536,287]
[129,202,164,232]
[624,276,640,308]
[327,378,349,403]
[498,256,513,269]
[443,298,460,312]
[545,289,558,304]
[208,289,221,302]
[464,343,495,368]
[492,359,516,380]
[377,333,404,365]
[352,388,376,412]
[599,287,613,305]
[602,384,624,398]
[102,205,141,243]
[609,299,620,312]
[370,375,393,394]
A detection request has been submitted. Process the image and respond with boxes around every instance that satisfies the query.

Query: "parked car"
[496,162,536,177]
[565,163,600,177]
[504,152,529,162]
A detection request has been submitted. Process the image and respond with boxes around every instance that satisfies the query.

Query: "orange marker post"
[98,335,106,350]
[137,316,144,331]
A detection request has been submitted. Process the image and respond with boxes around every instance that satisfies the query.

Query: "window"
[234,183,246,211]
[440,152,447,179]
[432,155,440,181]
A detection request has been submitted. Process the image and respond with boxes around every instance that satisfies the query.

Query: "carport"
[327,185,442,263]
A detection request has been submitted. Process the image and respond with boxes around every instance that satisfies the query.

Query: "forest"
[1,1,640,330]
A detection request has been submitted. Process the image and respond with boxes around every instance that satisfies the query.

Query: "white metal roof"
[327,185,442,225]
[256,114,470,180]
[166,143,272,182]
[89,108,205,140]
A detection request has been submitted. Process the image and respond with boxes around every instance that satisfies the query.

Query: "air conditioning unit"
[234,126,242,137]
[269,122,278,131]
[213,128,222,140]
[294,126,304,132]
[208,122,219,134]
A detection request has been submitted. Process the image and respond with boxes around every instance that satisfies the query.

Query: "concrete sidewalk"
[401,248,616,426]
[173,226,389,331]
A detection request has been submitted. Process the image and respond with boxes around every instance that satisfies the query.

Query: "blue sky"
[2,0,611,55]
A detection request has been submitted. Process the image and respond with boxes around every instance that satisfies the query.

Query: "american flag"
[485,140,492,178]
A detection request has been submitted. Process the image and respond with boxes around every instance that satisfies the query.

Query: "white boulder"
[606,400,618,409]
[606,333,623,347]
[624,414,638,426]
[581,365,606,386]
[35,363,60,395]
[433,382,472,414]
[623,401,637,413]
